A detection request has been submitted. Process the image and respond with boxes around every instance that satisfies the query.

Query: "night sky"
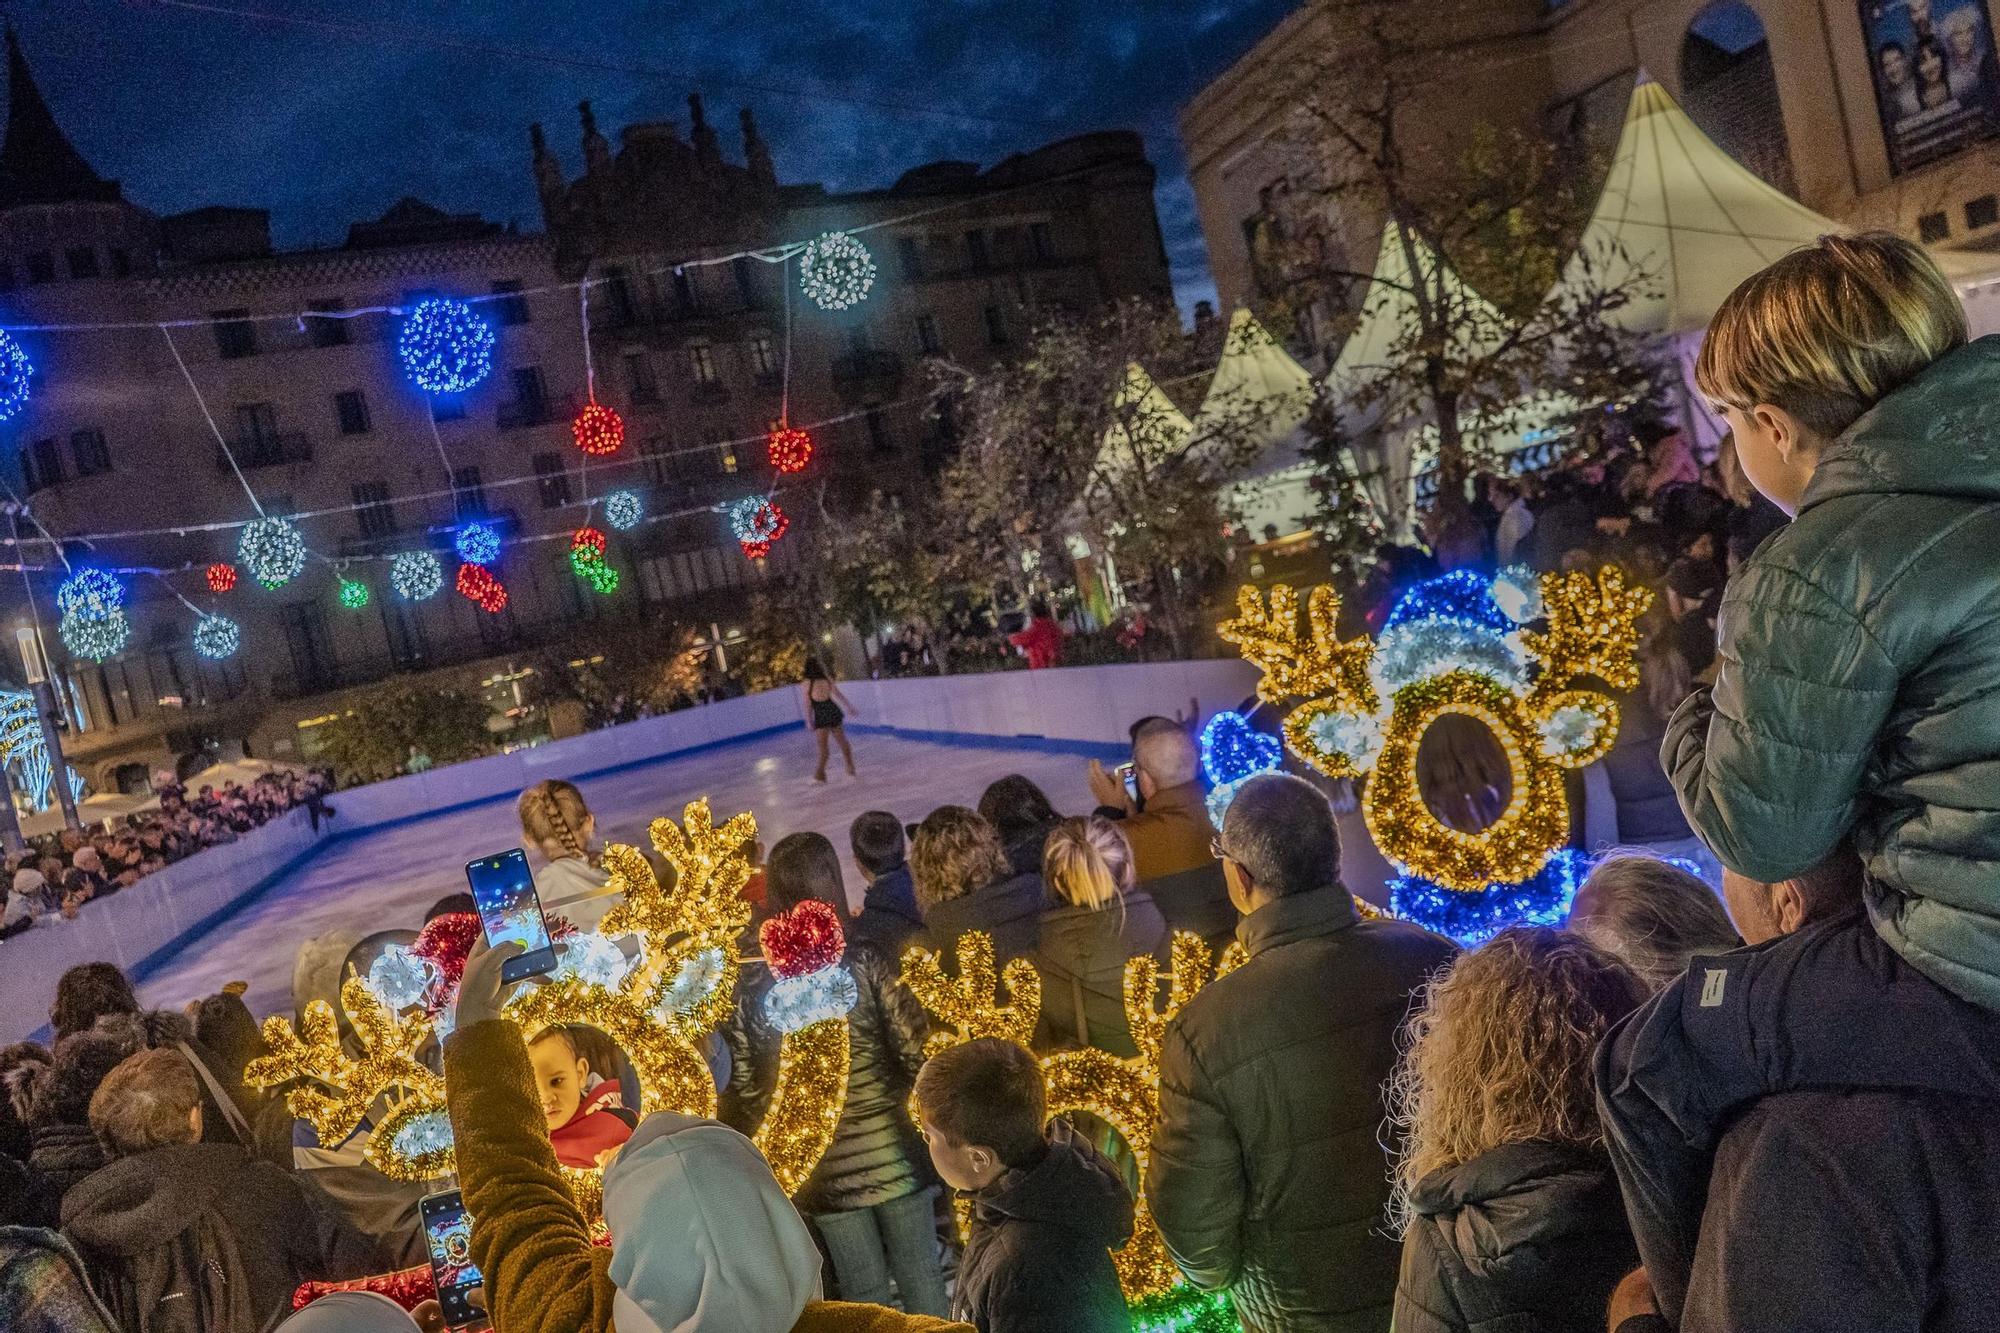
[22,0,1301,313]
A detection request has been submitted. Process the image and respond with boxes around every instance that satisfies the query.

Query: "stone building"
[1183,0,2000,335]
[0,30,1171,788]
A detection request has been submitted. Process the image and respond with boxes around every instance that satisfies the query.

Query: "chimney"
[689,93,720,170]
[740,107,775,190]
[579,100,611,176]
[529,122,565,221]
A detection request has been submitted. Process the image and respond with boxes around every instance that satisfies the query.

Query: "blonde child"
[516,780,618,932]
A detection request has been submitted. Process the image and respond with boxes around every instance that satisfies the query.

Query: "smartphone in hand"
[465,848,557,984]
[420,1189,485,1329]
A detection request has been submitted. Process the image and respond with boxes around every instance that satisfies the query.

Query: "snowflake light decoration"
[398,297,495,395]
[1219,566,1650,944]
[603,490,642,531]
[391,550,443,602]
[192,613,241,661]
[798,232,877,311]
[238,517,307,590]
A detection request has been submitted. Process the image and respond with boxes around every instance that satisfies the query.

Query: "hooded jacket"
[442,1016,972,1333]
[1148,886,1457,1333]
[954,1118,1134,1333]
[919,872,1045,969]
[1663,337,2000,1009]
[1031,894,1168,1057]
[60,1142,375,1333]
[849,866,925,962]
[1596,912,2000,1326]
[28,1123,103,1205]
[1392,1142,1638,1333]
[722,937,934,1215]
[0,1226,121,1333]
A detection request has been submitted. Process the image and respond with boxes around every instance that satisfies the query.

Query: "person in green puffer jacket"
[1669,230,2000,1010]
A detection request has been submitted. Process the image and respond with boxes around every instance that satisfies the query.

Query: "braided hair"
[517,780,596,866]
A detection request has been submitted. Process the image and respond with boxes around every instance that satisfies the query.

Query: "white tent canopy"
[1325,221,1510,390]
[1195,309,1321,541]
[1555,75,2000,337]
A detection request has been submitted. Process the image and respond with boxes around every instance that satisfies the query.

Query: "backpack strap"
[178,1041,253,1146]
[1069,976,1091,1049]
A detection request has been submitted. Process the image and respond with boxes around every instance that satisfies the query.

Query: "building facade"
[0,32,1171,787]
[1183,0,2000,330]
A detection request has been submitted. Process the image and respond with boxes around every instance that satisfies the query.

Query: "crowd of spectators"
[0,767,336,942]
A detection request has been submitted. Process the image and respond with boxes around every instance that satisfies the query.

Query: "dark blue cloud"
[21,0,1296,311]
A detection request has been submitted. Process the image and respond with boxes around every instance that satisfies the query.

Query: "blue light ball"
[603,490,642,531]
[192,613,242,661]
[398,297,495,395]
[0,329,33,423]
[391,550,443,601]
[237,516,307,590]
[56,568,124,619]
[454,522,501,566]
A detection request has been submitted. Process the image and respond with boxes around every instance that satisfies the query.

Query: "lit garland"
[250,799,857,1198]
[0,328,32,421]
[390,550,443,602]
[455,562,508,614]
[572,402,625,456]
[767,425,813,474]
[339,578,371,610]
[728,497,788,550]
[206,562,239,594]
[751,901,859,1193]
[798,232,877,310]
[1220,569,1650,943]
[59,608,127,662]
[901,929,1227,1303]
[569,526,619,593]
[238,516,307,590]
[192,613,242,660]
[454,522,501,566]
[603,489,642,531]
[398,297,496,395]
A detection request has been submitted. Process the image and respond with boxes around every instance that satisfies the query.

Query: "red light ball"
[455,562,509,614]
[767,425,813,475]
[206,562,239,594]
[571,526,607,558]
[571,403,625,457]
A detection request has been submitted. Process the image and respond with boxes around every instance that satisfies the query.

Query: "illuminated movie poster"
[1861,0,2000,173]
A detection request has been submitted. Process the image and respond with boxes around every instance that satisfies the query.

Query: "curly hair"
[1387,927,1647,1234]
[518,779,595,865]
[910,806,1011,911]
[50,962,139,1042]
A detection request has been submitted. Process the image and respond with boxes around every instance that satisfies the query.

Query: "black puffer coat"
[1031,893,1168,1058]
[1392,1142,1637,1333]
[919,872,1045,970]
[1148,886,1457,1333]
[954,1118,1133,1333]
[28,1123,104,1206]
[721,937,935,1215]
[849,865,925,962]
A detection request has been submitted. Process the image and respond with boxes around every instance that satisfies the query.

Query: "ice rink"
[136,728,1105,1022]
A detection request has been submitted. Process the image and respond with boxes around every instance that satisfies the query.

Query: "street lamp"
[18,626,79,833]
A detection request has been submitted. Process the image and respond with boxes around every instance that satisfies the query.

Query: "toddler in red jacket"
[528,1024,635,1169]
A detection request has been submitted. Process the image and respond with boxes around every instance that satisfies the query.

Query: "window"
[983,303,1008,346]
[748,334,777,379]
[642,436,673,487]
[1030,222,1054,262]
[916,314,943,355]
[965,229,990,270]
[718,440,739,474]
[306,299,351,347]
[533,452,571,509]
[281,602,337,694]
[65,247,98,280]
[70,429,111,476]
[603,267,638,326]
[1919,210,1951,243]
[898,236,924,279]
[733,257,761,308]
[1969,195,1999,231]
[334,390,371,435]
[672,268,698,314]
[624,352,659,405]
[491,280,531,326]
[689,344,719,384]
[452,466,487,517]
[109,249,130,278]
[352,481,396,538]
[23,251,53,284]
[213,309,257,359]
[23,438,62,491]
[508,366,549,421]
[865,408,892,454]
[234,403,278,446]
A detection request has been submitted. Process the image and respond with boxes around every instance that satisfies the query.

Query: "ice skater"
[801,657,857,782]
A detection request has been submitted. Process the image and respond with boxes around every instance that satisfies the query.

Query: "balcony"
[689,379,730,406]
[831,348,906,405]
[497,391,577,431]
[221,432,311,471]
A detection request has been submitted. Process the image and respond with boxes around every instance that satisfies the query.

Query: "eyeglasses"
[1210,835,1230,862]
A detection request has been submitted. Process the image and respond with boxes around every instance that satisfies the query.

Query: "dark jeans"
[812,1186,949,1316]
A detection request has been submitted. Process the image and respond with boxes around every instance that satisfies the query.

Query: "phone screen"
[420,1189,484,1328]
[465,848,556,984]
[1118,763,1140,804]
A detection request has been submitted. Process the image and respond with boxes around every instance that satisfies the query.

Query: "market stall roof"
[1555,76,2000,336]
[1194,308,1315,449]
[1100,360,1194,460]
[1325,220,1511,392]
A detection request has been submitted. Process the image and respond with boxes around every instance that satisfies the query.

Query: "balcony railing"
[221,432,311,471]
[497,391,577,431]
